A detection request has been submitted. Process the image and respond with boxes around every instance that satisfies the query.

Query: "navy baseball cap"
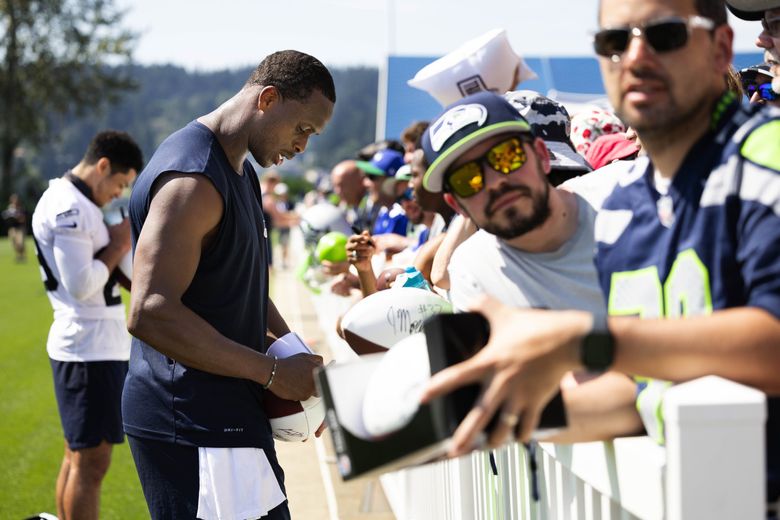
[726,0,779,20]
[356,149,405,177]
[422,91,533,193]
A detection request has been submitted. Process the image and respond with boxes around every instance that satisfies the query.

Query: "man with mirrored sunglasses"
[421,91,643,442]
[423,0,780,513]
[421,92,605,316]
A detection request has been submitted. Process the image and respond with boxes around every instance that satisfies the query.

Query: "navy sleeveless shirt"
[123,121,273,449]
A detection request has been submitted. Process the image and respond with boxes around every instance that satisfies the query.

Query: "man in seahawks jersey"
[31,130,143,520]
[423,0,780,510]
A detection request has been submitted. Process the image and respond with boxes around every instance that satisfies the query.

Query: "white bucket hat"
[407,28,537,107]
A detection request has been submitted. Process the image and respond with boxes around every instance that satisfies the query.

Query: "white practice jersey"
[32,178,131,362]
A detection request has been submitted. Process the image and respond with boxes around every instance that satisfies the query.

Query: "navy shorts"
[50,359,127,450]
[127,435,290,520]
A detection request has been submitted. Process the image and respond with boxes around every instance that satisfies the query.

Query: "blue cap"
[421,91,533,193]
[356,149,405,177]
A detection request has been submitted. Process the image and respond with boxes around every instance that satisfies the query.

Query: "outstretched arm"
[422,295,780,456]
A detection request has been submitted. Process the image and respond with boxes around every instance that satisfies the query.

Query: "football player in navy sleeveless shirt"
[124,51,334,519]
[422,0,780,508]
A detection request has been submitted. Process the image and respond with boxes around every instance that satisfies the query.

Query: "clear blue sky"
[120,0,767,71]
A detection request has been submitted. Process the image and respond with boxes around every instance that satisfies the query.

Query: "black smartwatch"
[580,314,614,373]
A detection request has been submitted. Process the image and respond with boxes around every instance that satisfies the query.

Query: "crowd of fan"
[267,0,780,515]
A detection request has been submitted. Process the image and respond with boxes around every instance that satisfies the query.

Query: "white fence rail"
[379,376,766,520]
[307,287,767,520]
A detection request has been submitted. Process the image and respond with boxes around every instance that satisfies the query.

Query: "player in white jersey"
[31,130,142,520]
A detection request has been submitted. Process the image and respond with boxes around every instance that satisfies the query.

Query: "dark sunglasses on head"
[745,83,779,101]
[593,15,715,60]
[445,137,530,198]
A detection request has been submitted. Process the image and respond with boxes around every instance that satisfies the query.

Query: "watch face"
[582,331,614,372]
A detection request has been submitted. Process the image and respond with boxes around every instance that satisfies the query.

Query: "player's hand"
[107,218,132,254]
[346,231,375,272]
[420,295,590,456]
[268,353,324,401]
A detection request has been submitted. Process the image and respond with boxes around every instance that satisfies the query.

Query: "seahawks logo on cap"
[429,103,488,152]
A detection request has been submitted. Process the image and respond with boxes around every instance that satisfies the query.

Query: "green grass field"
[0,238,148,519]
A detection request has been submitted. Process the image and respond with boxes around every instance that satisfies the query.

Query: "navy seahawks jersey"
[595,95,780,501]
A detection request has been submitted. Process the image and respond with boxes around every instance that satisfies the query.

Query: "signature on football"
[386,304,446,335]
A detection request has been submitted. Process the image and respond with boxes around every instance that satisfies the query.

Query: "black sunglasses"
[593,15,715,60]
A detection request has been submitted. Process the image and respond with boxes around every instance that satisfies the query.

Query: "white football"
[264,332,326,442]
[340,288,452,355]
[362,333,430,438]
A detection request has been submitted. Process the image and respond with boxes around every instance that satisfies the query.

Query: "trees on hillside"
[0,0,136,200]
[37,65,380,186]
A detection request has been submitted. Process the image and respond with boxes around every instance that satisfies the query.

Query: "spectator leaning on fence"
[422,0,780,511]
[428,91,593,291]
[420,91,642,441]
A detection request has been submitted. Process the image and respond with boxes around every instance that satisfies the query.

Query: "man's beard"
[475,179,551,240]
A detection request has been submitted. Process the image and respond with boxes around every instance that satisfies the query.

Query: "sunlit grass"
[0,237,147,518]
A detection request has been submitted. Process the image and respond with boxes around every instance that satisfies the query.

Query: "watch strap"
[580,313,614,372]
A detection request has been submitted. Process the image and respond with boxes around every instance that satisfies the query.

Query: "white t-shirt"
[560,159,636,210]
[448,194,605,317]
[32,178,131,361]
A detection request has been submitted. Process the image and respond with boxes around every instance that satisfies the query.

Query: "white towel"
[196,447,286,520]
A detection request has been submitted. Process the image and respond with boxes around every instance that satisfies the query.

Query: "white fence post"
[663,375,767,520]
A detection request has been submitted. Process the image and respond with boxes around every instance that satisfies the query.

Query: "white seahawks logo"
[429,103,487,152]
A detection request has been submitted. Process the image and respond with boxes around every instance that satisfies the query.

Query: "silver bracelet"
[263,355,278,390]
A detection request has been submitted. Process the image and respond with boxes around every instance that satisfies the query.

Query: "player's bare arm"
[128,172,320,401]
